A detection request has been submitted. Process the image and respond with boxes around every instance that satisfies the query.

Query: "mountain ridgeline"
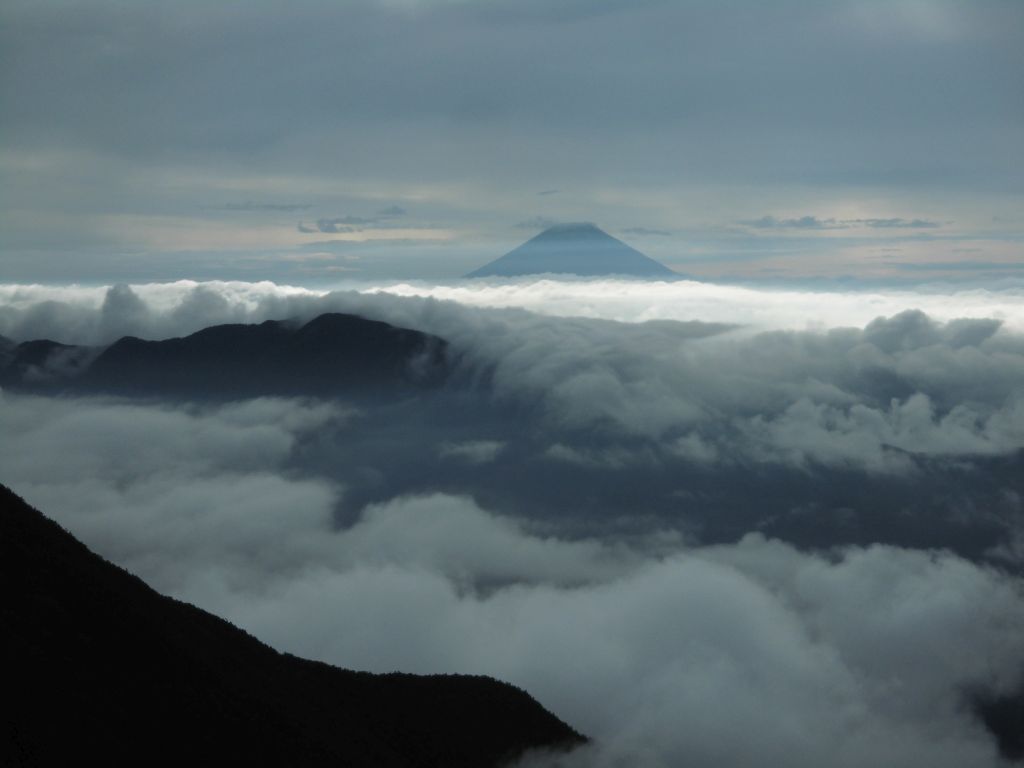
[0,484,585,766]
[0,313,448,400]
[466,223,676,278]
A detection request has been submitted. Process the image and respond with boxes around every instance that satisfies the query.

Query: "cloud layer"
[3,278,1024,765]
[1,394,1021,767]
[3,280,1024,557]
[4,279,1024,469]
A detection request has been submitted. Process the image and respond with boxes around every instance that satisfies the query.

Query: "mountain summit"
[466,223,676,278]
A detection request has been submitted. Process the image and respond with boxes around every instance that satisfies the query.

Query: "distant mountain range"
[466,223,676,278]
[0,483,585,765]
[0,313,448,400]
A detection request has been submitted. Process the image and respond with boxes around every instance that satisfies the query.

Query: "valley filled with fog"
[3,277,1024,767]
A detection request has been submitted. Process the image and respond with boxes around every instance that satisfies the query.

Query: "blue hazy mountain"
[466,223,676,278]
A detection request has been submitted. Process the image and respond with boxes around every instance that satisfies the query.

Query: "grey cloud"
[745,216,941,230]
[862,310,1001,352]
[4,284,1024,473]
[0,284,224,345]
[1,398,1018,768]
[621,227,671,236]
[326,216,377,227]
[2,281,1024,567]
[5,0,1019,187]
[298,237,438,249]
[855,218,941,229]
[339,494,648,589]
[203,538,1024,767]
[205,202,312,212]
[890,261,1024,273]
[0,394,348,590]
[99,283,153,342]
[313,222,355,234]
[3,278,1024,764]
[439,440,506,464]
[305,213,415,233]
[169,284,250,329]
[745,215,844,229]
[313,217,366,233]
[544,443,657,470]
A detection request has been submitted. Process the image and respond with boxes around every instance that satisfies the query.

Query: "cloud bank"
[1,394,1021,767]
[3,279,1023,472]
[2,278,1024,765]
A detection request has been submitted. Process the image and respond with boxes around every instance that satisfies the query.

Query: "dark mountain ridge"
[0,483,584,766]
[0,312,448,400]
[466,223,677,278]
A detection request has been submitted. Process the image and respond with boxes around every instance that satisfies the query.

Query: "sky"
[4,3,1024,765]
[2,0,1023,284]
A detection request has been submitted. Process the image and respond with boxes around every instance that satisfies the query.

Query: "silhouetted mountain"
[0,483,584,766]
[0,313,449,400]
[467,223,676,278]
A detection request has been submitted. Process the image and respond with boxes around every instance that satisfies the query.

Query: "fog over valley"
[3,277,1024,766]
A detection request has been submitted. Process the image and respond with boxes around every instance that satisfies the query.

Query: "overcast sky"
[1,0,1022,283]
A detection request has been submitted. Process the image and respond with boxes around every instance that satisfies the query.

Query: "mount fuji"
[466,223,676,278]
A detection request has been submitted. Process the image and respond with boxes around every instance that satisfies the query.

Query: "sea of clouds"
[2,277,1024,767]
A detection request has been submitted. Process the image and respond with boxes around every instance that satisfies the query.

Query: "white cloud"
[3,280,1024,474]
[366,278,1024,333]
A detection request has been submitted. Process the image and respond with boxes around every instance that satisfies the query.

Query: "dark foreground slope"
[0,312,448,400]
[0,484,583,767]
[467,223,676,278]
